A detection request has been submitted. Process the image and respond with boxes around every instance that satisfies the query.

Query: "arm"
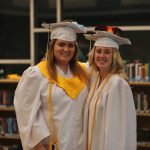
[104,78,137,150]
[14,67,49,150]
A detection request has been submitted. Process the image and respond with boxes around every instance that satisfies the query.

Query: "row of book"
[125,62,150,82]
[0,90,14,107]
[0,118,19,135]
[133,92,150,113]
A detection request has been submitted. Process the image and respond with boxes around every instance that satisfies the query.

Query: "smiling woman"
[14,21,89,150]
[83,26,137,150]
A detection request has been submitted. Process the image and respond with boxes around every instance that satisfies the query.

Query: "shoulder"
[15,65,45,93]
[23,65,42,77]
[78,61,93,74]
[110,74,130,89]
[78,61,88,68]
[20,65,44,83]
[107,75,133,100]
[77,61,89,72]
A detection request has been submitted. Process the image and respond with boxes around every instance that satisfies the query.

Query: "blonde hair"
[88,47,128,80]
[46,39,88,83]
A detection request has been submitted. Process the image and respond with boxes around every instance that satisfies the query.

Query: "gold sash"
[37,60,86,99]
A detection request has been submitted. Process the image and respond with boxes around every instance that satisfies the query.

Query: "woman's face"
[94,46,113,72]
[54,39,75,66]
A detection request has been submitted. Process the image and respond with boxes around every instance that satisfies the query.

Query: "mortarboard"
[42,21,87,42]
[84,26,131,49]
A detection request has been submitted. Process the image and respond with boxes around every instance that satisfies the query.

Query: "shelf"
[0,134,20,140]
[137,113,150,117]
[137,142,150,148]
[0,106,16,117]
[0,79,19,84]
[129,82,150,86]
[0,79,19,90]
[0,134,21,145]
[0,106,15,111]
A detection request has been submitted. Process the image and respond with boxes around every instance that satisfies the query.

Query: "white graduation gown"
[84,72,137,150]
[14,65,88,150]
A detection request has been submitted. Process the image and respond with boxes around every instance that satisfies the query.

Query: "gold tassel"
[48,81,59,150]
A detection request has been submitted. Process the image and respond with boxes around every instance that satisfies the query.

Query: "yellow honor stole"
[37,60,86,99]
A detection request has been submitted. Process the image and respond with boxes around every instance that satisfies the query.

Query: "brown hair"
[46,39,88,83]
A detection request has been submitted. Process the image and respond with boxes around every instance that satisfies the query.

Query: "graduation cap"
[84,26,131,50]
[42,21,87,42]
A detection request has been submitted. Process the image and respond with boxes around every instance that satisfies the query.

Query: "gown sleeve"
[14,66,49,150]
[104,78,137,150]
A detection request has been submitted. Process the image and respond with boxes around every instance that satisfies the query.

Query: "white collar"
[56,65,73,78]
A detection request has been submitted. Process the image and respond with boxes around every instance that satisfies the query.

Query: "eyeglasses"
[95,25,123,36]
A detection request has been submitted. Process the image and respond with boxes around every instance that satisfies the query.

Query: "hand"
[34,142,47,150]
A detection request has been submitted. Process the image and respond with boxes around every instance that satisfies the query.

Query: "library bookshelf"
[0,79,150,149]
[0,79,22,149]
[129,82,150,150]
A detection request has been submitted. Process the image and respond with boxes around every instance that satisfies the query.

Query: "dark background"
[0,0,150,75]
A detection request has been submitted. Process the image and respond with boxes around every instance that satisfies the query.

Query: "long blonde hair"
[46,39,88,83]
[88,47,128,80]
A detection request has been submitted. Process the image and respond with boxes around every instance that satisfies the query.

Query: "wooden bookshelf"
[0,79,21,147]
[0,79,19,83]
[130,82,150,86]
[130,81,150,150]
[137,113,150,117]
[0,106,15,111]
[0,134,20,140]
[137,142,150,150]
[0,79,19,90]
[0,107,16,117]
[0,134,21,145]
